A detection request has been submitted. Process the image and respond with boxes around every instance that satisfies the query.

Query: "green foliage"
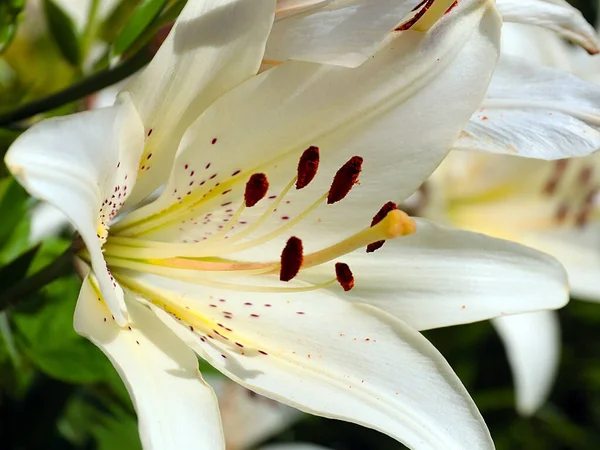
[0,0,25,53]
[43,0,82,67]
[111,0,168,58]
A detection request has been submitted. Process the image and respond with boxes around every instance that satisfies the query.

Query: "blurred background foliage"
[0,0,599,449]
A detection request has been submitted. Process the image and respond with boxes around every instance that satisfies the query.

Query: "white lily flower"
[5,0,572,448]
[422,19,600,416]
[208,377,301,450]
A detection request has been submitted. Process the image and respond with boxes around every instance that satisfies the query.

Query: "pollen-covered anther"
[327,156,363,204]
[296,146,320,190]
[280,236,303,282]
[367,203,415,253]
[245,173,269,207]
[335,262,355,291]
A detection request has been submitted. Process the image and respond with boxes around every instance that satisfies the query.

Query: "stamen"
[280,236,303,281]
[396,0,434,31]
[367,201,399,253]
[296,146,320,190]
[327,156,363,204]
[245,173,269,207]
[410,0,458,31]
[302,209,416,268]
[335,263,354,291]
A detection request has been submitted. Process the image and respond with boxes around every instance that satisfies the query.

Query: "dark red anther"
[327,156,363,204]
[367,201,398,253]
[280,237,303,282]
[296,146,320,190]
[245,173,269,207]
[335,263,355,291]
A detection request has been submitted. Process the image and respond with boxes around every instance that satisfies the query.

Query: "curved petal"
[208,377,301,450]
[75,276,225,450]
[122,0,276,205]
[120,272,494,450]
[301,219,569,331]
[500,22,573,70]
[454,55,600,159]
[266,0,421,67]
[115,2,501,251]
[496,0,600,54]
[522,225,600,302]
[5,94,145,324]
[492,311,560,416]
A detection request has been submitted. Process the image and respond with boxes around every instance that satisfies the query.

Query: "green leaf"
[0,0,25,53]
[0,244,40,293]
[12,275,116,384]
[43,0,82,67]
[98,0,144,44]
[111,0,168,58]
[60,391,141,450]
[0,176,29,244]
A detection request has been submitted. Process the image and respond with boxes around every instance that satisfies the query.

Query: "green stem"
[0,246,75,311]
[0,48,152,127]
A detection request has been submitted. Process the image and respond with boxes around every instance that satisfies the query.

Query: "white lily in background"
[209,377,302,450]
[6,0,588,448]
[420,17,600,416]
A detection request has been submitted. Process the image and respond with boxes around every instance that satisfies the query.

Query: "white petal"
[267,0,420,67]
[121,272,494,450]
[309,218,569,331]
[115,3,501,248]
[522,225,600,302]
[492,311,560,416]
[261,445,332,450]
[500,23,574,70]
[455,55,600,159]
[496,0,600,54]
[122,0,275,205]
[207,377,301,450]
[5,94,145,324]
[29,202,69,244]
[74,276,225,450]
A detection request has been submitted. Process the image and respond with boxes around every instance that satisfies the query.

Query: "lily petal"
[261,445,332,450]
[121,272,494,450]
[267,0,421,67]
[492,311,560,416]
[123,0,276,205]
[303,219,569,331]
[501,22,573,70]
[454,55,600,159]
[208,377,301,450]
[75,275,225,450]
[522,225,600,302]
[5,95,145,324]
[115,2,501,248]
[495,0,600,54]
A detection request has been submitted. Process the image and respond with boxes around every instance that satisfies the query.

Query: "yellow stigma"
[96,223,109,243]
[412,0,456,32]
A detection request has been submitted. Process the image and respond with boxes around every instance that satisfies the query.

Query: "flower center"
[99,147,416,294]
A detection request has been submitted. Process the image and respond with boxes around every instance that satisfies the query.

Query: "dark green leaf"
[98,0,144,43]
[0,0,25,53]
[12,275,116,384]
[112,0,168,58]
[0,176,29,245]
[0,244,40,293]
[43,0,82,67]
